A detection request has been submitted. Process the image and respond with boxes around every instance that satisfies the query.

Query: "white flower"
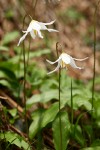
[46,53,88,74]
[17,20,58,46]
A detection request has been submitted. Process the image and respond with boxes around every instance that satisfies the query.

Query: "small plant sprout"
[17,19,58,46]
[46,52,88,74]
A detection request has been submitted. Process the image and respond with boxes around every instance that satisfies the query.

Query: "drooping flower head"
[46,52,88,74]
[17,19,58,46]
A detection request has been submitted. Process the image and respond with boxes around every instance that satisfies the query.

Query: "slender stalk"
[71,78,73,127]
[92,0,100,119]
[56,42,62,150]
[58,69,63,150]
[91,0,100,141]
[22,15,28,134]
[70,78,73,150]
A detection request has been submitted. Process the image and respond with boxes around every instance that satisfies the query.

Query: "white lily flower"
[17,20,58,46]
[46,53,88,74]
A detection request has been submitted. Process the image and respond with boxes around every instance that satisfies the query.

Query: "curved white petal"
[69,58,83,69]
[17,32,28,46]
[22,30,27,33]
[25,21,34,33]
[47,29,59,32]
[39,20,57,31]
[37,30,43,38]
[47,61,61,75]
[46,57,61,65]
[38,23,47,30]
[20,21,35,36]
[73,57,89,61]
[39,20,56,26]
[30,30,36,39]
[61,53,83,69]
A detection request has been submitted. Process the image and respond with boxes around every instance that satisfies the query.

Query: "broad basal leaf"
[52,111,71,150]
[71,125,86,147]
[26,90,58,107]
[29,102,59,139]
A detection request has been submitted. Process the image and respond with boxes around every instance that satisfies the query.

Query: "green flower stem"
[92,0,100,119]
[58,68,63,150]
[56,42,62,150]
[71,78,73,127]
[91,0,100,141]
[22,15,28,134]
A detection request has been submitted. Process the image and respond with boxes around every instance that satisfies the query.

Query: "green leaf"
[52,111,70,150]
[0,46,9,51]
[29,49,51,57]
[26,87,71,108]
[93,99,100,119]
[21,140,31,150]
[29,97,67,139]
[66,7,84,20]
[5,9,14,19]
[29,102,59,139]
[81,146,100,150]
[40,79,58,91]
[91,139,100,147]
[0,131,31,150]
[67,95,91,111]
[71,125,86,147]
[0,67,16,80]
[41,103,59,127]
[0,66,19,91]
[26,90,58,107]
[93,99,100,126]
[83,125,93,142]
[8,108,17,117]
[2,31,19,45]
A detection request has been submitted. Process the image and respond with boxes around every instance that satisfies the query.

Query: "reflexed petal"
[17,32,28,46]
[39,20,58,31]
[30,30,36,39]
[22,30,27,33]
[69,58,83,69]
[37,30,43,38]
[61,53,83,69]
[39,20,56,26]
[25,21,34,32]
[46,57,61,64]
[73,57,89,61]
[47,29,59,32]
[38,23,47,30]
[47,61,61,74]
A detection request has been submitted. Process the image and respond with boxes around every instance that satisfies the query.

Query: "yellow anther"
[61,61,66,68]
[34,30,37,35]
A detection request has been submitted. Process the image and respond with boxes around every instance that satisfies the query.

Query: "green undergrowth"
[0,44,100,149]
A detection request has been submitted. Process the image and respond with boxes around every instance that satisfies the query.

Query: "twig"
[0,90,23,114]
